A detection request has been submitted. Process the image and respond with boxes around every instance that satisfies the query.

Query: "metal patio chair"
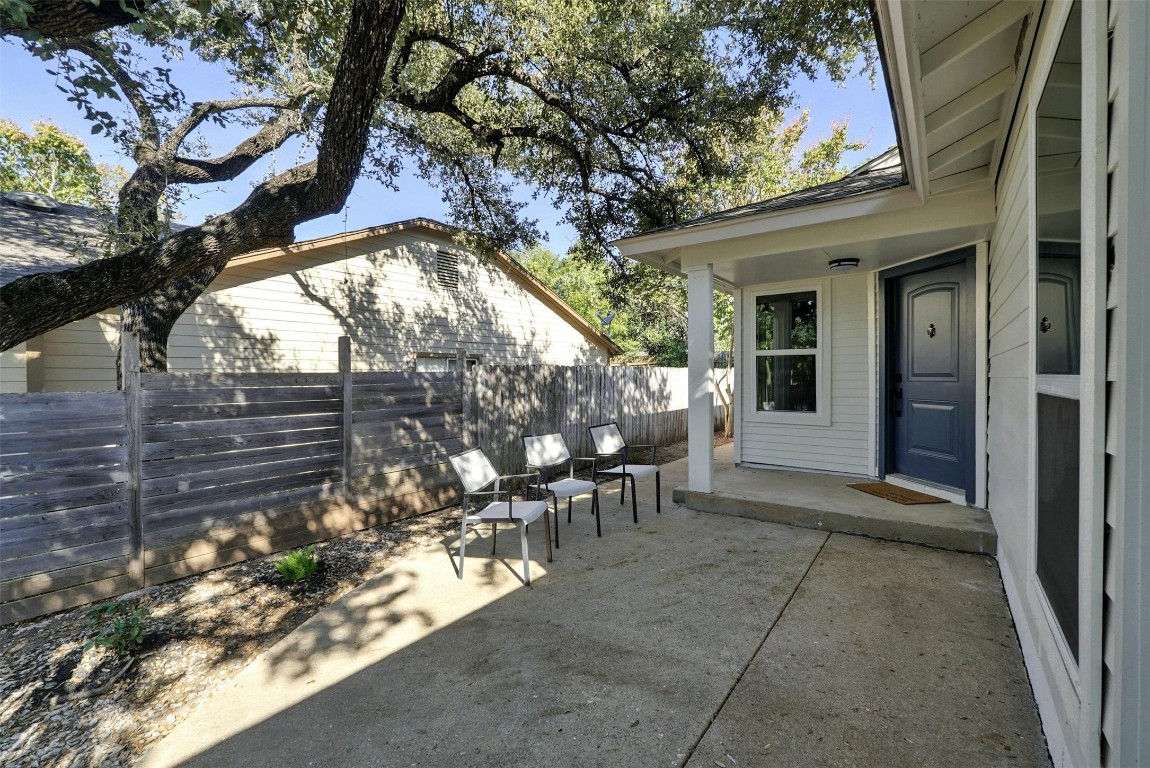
[448,447,552,585]
[587,422,661,523]
[523,433,601,546]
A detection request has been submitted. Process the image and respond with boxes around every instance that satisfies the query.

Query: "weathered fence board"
[465,364,713,472]
[2,343,708,624]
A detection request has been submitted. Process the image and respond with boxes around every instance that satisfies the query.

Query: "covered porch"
[673,441,997,555]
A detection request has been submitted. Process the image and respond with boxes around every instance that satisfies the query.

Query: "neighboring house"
[616,3,1147,767]
[0,210,619,392]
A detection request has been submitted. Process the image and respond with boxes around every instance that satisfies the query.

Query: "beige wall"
[24,229,607,392]
[167,230,606,374]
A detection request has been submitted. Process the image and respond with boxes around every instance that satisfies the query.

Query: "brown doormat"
[847,482,949,505]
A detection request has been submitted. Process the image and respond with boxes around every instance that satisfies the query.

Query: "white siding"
[38,314,119,392]
[0,343,27,393]
[987,113,1031,594]
[165,230,605,372]
[740,273,871,475]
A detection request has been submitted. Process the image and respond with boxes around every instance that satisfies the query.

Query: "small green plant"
[275,545,320,583]
[84,600,148,657]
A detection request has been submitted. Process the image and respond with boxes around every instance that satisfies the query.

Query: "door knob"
[1040,317,1052,333]
[926,323,936,338]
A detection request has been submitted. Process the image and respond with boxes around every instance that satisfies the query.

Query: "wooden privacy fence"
[467,364,722,472]
[1,338,712,624]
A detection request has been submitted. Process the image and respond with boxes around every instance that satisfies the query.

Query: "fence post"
[121,333,144,589]
[339,336,352,507]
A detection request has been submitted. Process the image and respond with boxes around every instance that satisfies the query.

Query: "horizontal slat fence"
[138,372,346,588]
[1,339,709,624]
[1,393,132,620]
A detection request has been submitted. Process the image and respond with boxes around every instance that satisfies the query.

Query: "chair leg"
[629,473,638,524]
[518,521,530,585]
[552,496,560,549]
[491,521,498,555]
[459,520,468,580]
[567,497,573,524]
[593,489,601,537]
[619,475,626,504]
[543,510,553,563]
[656,470,662,515]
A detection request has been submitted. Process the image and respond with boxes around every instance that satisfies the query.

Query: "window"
[1033,1,1081,664]
[753,290,819,413]
[436,251,460,291]
[414,355,478,372]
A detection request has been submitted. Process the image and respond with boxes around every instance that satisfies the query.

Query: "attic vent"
[436,251,460,291]
[4,190,59,212]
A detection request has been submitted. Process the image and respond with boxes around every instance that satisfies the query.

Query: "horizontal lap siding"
[0,344,27,393]
[0,392,130,623]
[740,274,871,475]
[987,115,1030,593]
[38,314,119,392]
[167,231,605,375]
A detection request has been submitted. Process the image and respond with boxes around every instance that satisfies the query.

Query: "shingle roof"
[630,148,906,239]
[0,198,113,286]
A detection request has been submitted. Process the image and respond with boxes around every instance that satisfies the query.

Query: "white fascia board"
[876,0,929,201]
[673,186,995,270]
[616,186,922,260]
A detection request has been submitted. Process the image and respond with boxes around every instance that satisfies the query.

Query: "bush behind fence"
[1,338,716,624]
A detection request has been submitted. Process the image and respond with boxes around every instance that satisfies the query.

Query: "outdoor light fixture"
[828,257,860,272]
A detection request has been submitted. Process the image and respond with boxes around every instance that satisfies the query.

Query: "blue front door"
[890,254,976,501]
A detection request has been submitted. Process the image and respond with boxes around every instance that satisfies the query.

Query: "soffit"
[914,0,1040,193]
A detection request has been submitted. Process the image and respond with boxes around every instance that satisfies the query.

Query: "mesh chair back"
[588,422,626,455]
[449,448,499,493]
[523,433,572,469]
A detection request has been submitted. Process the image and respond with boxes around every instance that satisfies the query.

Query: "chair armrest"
[496,471,542,500]
[629,444,657,463]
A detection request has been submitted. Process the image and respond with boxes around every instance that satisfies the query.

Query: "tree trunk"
[1,0,407,352]
[121,262,227,372]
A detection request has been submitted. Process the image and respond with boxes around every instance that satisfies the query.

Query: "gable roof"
[205,217,623,358]
[0,203,621,357]
[631,148,906,240]
[0,197,112,286]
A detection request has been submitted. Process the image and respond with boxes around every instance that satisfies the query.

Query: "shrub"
[275,545,320,583]
[84,600,148,656]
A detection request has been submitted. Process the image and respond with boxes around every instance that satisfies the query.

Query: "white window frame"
[413,354,479,372]
[741,279,830,426]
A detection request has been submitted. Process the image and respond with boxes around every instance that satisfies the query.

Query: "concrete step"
[673,478,997,555]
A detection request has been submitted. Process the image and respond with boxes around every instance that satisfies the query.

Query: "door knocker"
[1040,317,1052,333]
[926,323,936,338]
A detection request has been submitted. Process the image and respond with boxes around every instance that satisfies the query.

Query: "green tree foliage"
[601,113,870,365]
[0,119,126,208]
[1,0,877,352]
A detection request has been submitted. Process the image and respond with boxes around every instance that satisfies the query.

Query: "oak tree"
[1,0,875,358]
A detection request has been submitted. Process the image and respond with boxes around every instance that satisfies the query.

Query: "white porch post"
[686,264,714,493]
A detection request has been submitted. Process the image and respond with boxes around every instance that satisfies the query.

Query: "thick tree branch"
[1,1,153,38]
[167,109,305,184]
[2,0,407,350]
[162,90,314,156]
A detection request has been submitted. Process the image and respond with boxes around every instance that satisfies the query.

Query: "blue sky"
[0,37,895,254]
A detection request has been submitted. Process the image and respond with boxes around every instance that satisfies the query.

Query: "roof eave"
[874,0,928,203]
[224,218,622,359]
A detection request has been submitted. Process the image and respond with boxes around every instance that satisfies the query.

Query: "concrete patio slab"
[684,534,1048,768]
[141,454,1046,768]
[674,443,997,555]
[142,479,828,767]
